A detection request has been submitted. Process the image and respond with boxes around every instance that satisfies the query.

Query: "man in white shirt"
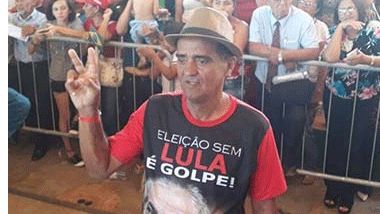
[249,0,319,175]
[8,0,53,161]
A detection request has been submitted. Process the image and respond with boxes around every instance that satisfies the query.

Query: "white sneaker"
[357,191,369,202]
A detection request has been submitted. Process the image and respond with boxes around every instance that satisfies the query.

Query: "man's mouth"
[183,77,200,87]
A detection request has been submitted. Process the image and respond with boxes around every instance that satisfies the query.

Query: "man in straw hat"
[66,7,287,213]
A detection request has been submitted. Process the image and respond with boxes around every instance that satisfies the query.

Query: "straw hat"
[165,7,242,58]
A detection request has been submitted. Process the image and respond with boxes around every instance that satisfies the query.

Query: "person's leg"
[338,183,355,213]
[53,91,73,157]
[323,89,354,210]
[282,104,307,170]
[8,88,31,138]
[101,86,118,136]
[18,61,49,160]
[350,97,378,201]
[34,61,54,130]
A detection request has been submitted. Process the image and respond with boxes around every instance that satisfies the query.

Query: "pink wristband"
[78,110,102,123]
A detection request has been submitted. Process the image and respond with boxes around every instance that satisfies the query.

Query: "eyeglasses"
[272,0,291,4]
[298,0,316,7]
[338,6,355,14]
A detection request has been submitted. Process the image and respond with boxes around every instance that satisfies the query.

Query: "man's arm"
[249,42,319,64]
[153,0,159,15]
[252,198,278,214]
[175,0,184,23]
[98,8,114,40]
[116,0,133,35]
[77,112,123,178]
[137,47,177,79]
[66,47,123,179]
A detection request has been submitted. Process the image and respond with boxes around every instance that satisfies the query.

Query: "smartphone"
[346,49,358,58]
[37,28,49,34]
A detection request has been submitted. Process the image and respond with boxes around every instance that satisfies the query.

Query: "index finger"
[86,47,99,77]
[68,49,85,74]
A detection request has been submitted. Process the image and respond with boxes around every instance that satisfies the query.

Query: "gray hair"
[143,177,211,214]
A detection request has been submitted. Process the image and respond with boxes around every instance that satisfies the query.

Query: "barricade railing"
[9,35,380,188]
[9,36,172,138]
[242,55,380,188]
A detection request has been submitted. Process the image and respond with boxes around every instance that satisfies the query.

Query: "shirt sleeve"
[108,101,147,163]
[84,19,91,31]
[249,126,287,201]
[71,18,84,31]
[248,9,262,43]
[300,16,319,49]
[107,21,117,37]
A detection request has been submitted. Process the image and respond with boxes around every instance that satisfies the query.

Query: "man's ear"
[95,5,101,13]
[225,56,237,77]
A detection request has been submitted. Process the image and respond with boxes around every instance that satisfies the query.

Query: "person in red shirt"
[234,0,267,24]
[65,7,287,213]
[75,0,122,136]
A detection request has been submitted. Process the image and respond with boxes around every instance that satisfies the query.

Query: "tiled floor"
[8,132,380,214]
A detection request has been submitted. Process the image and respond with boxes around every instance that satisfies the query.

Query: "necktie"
[266,21,281,92]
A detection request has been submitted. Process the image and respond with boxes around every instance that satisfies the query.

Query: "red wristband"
[78,111,102,123]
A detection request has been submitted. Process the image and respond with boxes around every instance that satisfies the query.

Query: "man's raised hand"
[65,47,101,116]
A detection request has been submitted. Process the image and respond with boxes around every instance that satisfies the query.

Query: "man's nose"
[184,60,198,76]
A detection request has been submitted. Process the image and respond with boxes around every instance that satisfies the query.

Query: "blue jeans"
[8,88,31,138]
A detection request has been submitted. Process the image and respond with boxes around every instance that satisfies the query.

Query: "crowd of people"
[8,0,380,213]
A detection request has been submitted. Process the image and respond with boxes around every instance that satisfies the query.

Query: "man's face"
[16,0,34,18]
[176,37,233,103]
[269,0,293,19]
[297,0,317,17]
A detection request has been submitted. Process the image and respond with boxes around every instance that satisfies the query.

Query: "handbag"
[98,46,124,87]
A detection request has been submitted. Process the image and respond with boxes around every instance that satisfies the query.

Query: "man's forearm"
[282,48,319,62]
[249,42,319,62]
[116,0,132,35]
[249,42,275,58]
[79,119,112,179]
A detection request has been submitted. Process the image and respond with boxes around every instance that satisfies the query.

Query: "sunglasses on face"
[298,0,316,7]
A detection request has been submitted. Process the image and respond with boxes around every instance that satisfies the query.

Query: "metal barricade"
[9,36,172,138]
[8,34,380,188]
[242,55,380,188]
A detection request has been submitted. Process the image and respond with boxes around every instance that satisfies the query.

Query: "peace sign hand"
[65,47,101,116]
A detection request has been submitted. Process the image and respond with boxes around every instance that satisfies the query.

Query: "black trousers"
[253,77,315,169]
[9,60,53,129]
[323,88,379,198]
[9,60,55,148]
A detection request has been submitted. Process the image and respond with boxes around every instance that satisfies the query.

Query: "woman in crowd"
[323,0,380,213]
[76,0,122,136]
[211,0,249,99]
[29,0,85,167]
[175,0,210,24]
[296,0,330,185]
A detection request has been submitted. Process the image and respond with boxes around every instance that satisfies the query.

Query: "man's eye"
[195,58,209,65]
[177,56,186,64]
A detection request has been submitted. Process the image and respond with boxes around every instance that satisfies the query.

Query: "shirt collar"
[17,8,38,21]
[270,5,293,28]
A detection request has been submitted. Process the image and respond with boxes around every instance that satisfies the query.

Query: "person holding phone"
[29,0,85,167]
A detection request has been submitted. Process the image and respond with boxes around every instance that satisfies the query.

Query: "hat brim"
[165,34,242,58]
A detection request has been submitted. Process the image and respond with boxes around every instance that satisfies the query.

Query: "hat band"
[180,27,228,41]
